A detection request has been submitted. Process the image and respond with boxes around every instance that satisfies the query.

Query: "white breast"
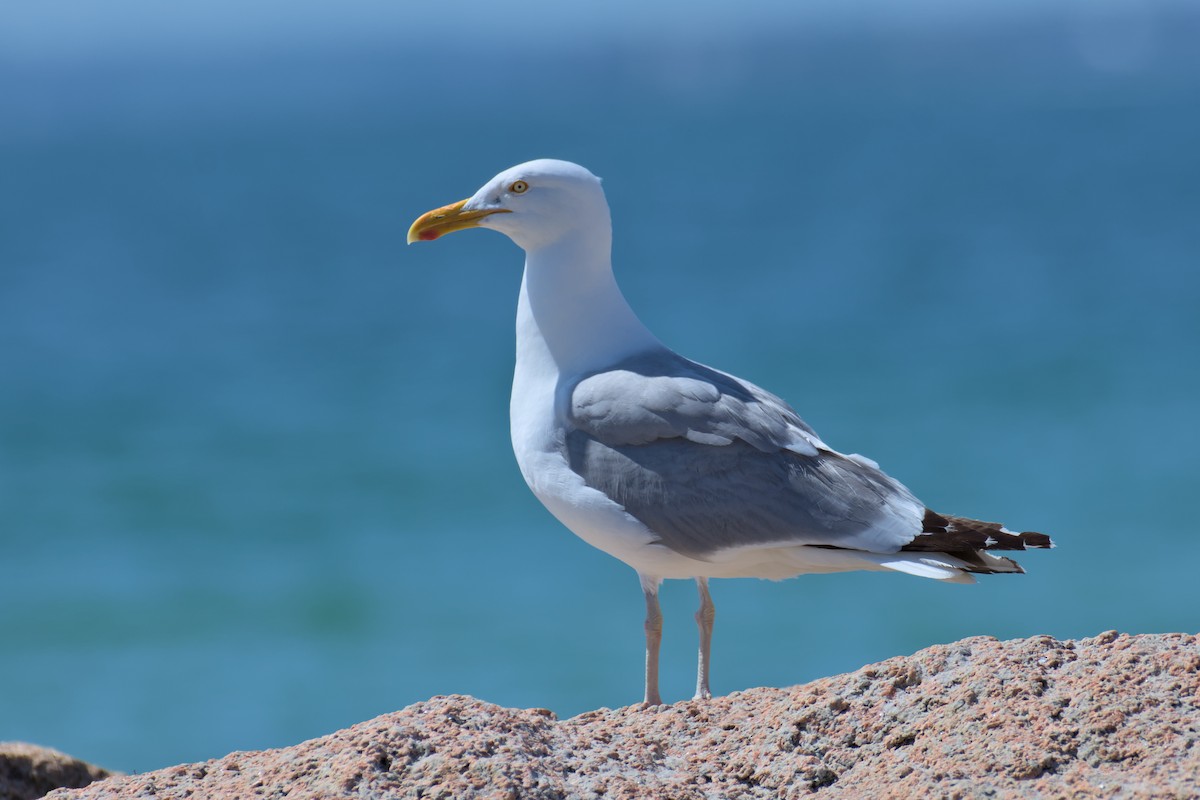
[509,273,706,578]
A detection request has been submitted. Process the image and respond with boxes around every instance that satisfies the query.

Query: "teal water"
[3,19,1199,772]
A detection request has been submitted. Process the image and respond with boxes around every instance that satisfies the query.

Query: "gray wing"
[565,350,924,559]
[566,351,824,454]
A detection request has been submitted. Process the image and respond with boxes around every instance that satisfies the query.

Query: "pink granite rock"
[47,632,1200,799]
[0,742,112,800]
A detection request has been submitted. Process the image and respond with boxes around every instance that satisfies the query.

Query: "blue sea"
[3,8,1199,773]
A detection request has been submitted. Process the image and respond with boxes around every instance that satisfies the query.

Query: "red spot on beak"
[418,229,440,241]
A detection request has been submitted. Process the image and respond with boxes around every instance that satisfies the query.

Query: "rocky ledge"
[36,632,1200,799]
[0,742,113,800]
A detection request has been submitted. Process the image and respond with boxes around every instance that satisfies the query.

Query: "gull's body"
[409,159,1051,705]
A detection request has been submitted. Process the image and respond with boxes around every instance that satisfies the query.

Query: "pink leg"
[641,576,663,706]
[694,577,715,700]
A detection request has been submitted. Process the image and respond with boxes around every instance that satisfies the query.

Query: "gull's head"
[407,159,609,252]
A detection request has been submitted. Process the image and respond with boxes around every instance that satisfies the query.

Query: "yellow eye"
[509,180,529,194]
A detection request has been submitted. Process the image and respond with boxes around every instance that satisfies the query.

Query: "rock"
[46,632,1200,799]
[0,742,112,800]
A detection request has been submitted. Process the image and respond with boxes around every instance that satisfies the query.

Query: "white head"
[408,159,611,253]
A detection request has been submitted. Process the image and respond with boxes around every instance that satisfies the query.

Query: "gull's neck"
[516,225,661,380]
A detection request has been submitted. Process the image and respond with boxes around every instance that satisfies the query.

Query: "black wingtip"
[911,509,1054,553]
[1017,531,1054,550]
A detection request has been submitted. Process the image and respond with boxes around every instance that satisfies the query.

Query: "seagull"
[407,159,1052,706]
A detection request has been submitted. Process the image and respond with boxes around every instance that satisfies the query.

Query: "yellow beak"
[406,199,510,244]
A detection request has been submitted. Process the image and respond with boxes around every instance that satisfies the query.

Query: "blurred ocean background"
[3,0,1198,773]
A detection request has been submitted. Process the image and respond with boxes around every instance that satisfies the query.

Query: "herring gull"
[407,159,1052,706]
